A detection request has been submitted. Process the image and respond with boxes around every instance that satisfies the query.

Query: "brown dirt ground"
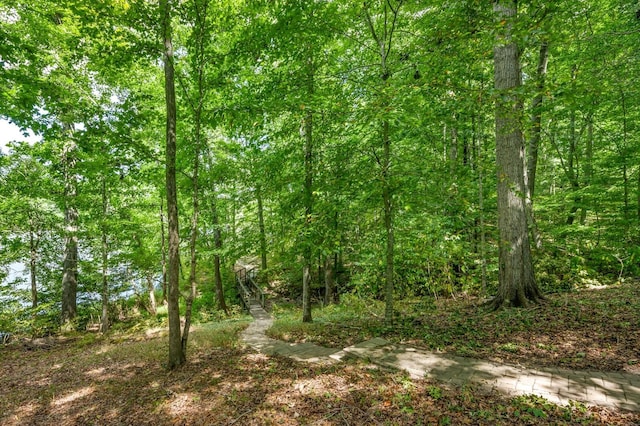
[1,323,639,425]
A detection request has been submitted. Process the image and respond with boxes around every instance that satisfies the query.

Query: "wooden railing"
[234,265,266,310]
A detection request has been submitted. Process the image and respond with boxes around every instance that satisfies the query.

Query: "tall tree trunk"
[182,94,202,357]
[29,221,37,309]
[159,197,168,304]
[182,0,211,354]
[363,1,401,325]
[491,0,542,309]
[302,108,313,323]
[382,119,395,323]
[620,90,630,225]
[566,102,581,225]
[161,0,184,369]
[527,42,548,203]
[300,39,315,323]
[324,210,339,305]
[526,41,548,248]
[256,184,268,271]
[474,114,488,296]
[565,65,583,226]
[100,178,109,333]
[147,273,157,316]
[61,131,78,326]
[449,119,458,173]
[580,116,594,225]
[211,194,228,314]
[231,182,237,245]
[182,167,198,356]
[323,255,335,305]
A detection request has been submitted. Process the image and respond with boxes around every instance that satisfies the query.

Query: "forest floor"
[1,282,639,425]
[267,281,640,374]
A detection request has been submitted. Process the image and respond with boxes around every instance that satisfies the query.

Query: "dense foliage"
[0,1,639,334]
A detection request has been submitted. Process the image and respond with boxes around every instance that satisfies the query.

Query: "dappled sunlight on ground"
[164,392,199,417]
[1,318,639,425]
[51,386,95,407]
[271,281,640,373]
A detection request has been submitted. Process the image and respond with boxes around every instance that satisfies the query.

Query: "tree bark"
[363,1,401,325]
[324,255,335,305]
[527,42,548,202]
[382,119,395,323]
[211,194,228,314]
[256,184,268,271]
[161,0,185,369]
[61,132,78,326]
[474,113,488,296]
[302,107,313,323]
[491,0,542,309]
[620,90,630,224]
[526,41,548,249]
[580,116,594,225]
[182,93,201,357]
[29,220,38,309]
[100,177,109,333]
[565,95,581,225]
[147,273,157,316]
[159,198,168,304]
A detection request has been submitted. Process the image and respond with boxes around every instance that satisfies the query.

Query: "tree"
[363,0,404,323]
[160,0,185,369]
[491,0,542,309]
[60,124,79,326]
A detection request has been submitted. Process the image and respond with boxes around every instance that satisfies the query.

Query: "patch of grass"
[498,342,520,353]
[189,319,251,350]
[427,385,443,400]
[268,294,383,347]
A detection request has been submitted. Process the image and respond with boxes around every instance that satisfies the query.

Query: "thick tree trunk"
[61,135,78,326]
[161,0,184,369]
[492,0,542,310]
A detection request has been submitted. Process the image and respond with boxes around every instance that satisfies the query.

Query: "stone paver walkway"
[241,302,349,363]
[240,302,640,411]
